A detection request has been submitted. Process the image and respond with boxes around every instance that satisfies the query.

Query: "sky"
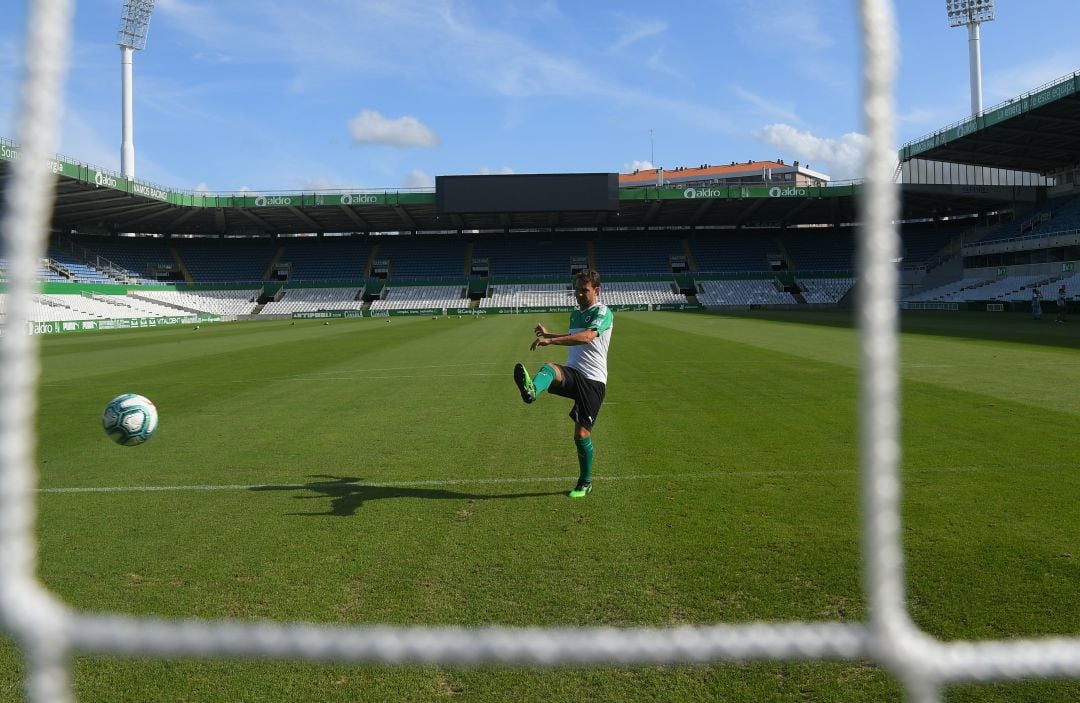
[2,0,1079,194]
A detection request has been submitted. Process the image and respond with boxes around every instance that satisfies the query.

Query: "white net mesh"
[3,2,1080,702]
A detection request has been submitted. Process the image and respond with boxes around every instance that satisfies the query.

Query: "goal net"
[2,2,1078,702]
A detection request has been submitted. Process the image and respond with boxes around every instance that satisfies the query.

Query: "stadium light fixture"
[945,0,994,116]
[117,0,155,179]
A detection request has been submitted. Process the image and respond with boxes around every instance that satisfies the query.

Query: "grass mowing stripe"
[19,311,1080,702]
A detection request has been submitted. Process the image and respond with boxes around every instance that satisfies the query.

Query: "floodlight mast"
[946,0,995,116]
[117,0,155,179]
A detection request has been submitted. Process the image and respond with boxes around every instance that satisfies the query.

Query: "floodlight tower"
[946,0,995,116]
[117,0,155,179]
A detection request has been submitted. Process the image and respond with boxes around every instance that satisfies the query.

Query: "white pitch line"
[35,473,718,495]
[31,464,1066,496]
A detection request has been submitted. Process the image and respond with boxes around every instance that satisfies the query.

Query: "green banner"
[233,191,437,209]
[653,303,704,311]
[450,305,673,315]
[292,310,365,319]
[367,308,443,317]
[24,314,218,336]
[621,184,856,201]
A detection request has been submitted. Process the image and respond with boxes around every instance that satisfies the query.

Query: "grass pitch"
[2,310,1079,702]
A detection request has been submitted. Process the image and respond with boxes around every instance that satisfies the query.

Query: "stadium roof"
[0,145,1028,236]
[0,163,1027,235]
[898,71,1080,174]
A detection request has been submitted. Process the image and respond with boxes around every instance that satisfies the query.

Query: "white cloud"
[755,124,875,181]
[476,166,516,175]
[623,160,655,172]
[194,182,210,192]
[400,169,433,189]
[347,110,439,148]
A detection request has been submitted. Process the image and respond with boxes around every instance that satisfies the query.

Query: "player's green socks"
[533,363,556,396]
[575,436,593,484]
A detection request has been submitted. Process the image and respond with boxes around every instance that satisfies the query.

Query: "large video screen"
[436,173,619,214]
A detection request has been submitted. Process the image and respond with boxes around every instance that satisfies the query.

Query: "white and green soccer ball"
[102,393,158,446]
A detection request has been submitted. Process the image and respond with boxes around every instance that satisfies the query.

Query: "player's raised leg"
[513,363,535,403]
[513,362,559,404]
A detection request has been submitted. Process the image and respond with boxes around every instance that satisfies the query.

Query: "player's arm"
[531,328,598,350]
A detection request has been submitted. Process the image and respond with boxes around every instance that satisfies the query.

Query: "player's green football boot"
[513,363,536,404]
[567,481,591,499]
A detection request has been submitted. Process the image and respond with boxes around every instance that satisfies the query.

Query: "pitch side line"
[33,464,1063,495]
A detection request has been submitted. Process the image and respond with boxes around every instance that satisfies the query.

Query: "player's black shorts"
[549,364,606,430]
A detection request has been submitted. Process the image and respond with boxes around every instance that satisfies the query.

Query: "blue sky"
[2,0,1079,193]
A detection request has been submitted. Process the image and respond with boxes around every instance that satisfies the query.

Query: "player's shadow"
[250,475,564,516]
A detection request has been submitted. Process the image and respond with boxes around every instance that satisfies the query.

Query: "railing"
[51,235,133,282]
[899,69,1080,153]
[963,225,1080,251]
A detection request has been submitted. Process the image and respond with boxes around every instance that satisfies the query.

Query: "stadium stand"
[258,287,364,315]
[903,275,1053,303]
[780,228,856,272]
[35,260,70,283]
[976,193,1080,242]
[368,285,464,311]
[898,222,971,266]
[47,248,114,283]
[798,277,857,304]
[995,274,1074,302]
[592,233,683,276]
[276,238,372,282]
[688,230,777,273]
[371,238,466,279]
[696,279,794,307]
[481,283,573,309]
[12,293,185,321]
[71,235,174,283]
[596,280,686,306]
[175,239,278,282]
[471,237,585,278]
[132,289,260,315]
[902,277,988,303]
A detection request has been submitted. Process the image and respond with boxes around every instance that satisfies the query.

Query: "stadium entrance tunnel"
[258,283,284,304]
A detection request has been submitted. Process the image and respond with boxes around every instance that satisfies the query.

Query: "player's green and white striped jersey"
[565,303,613,383]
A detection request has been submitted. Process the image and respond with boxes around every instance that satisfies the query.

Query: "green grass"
[3,310,1079,702]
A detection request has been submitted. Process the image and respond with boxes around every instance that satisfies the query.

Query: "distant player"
[1031,287,1042,320]
[1056,284,1068,323]
[513,270,613,499]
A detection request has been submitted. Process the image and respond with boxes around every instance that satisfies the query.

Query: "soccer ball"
[102,393,158,446]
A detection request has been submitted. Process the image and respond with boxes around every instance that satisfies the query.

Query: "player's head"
[574,269,600,309]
